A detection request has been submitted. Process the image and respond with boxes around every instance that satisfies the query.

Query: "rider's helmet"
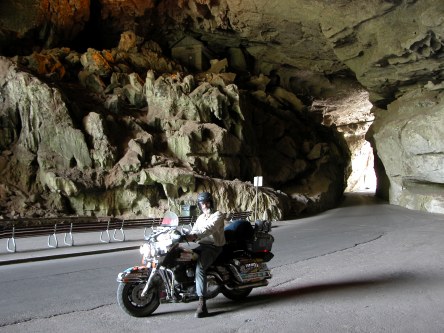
[197,191,214,211]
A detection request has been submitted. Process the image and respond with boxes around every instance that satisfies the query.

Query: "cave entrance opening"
[311,88,376,194]
[344,137,377,194]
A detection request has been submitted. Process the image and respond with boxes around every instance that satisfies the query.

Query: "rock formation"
[0,36,348,219]
[0,0,443,217]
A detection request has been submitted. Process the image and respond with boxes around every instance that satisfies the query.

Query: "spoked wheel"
[222,287,252,301]
[117,282,160,317]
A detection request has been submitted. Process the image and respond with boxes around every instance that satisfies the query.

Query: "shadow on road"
[150,270,419,318]
[215,270,417,313]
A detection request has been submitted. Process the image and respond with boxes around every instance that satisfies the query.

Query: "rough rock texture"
[0,40,349,219]
[311,85,375,192]
[320,0,444,212]
[0,0,90,53]
[370,89,444,213]
[1,0,444,215]
[320,0,444,106]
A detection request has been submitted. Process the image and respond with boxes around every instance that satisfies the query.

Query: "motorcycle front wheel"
[117,282,160,317]
[221,287,252,300]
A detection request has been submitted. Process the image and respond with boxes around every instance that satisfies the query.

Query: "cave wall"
[0,48,349,219]
[371,89,444,213]
[318,0,444,213]
[1,0,444,215]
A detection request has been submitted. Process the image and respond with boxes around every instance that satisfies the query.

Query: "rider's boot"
[195,297,208,318]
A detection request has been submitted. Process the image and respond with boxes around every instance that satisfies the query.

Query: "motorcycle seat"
[224,219,254,244]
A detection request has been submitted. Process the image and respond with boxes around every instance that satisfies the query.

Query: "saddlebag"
[247,231,274,253]
[224,219,274,261]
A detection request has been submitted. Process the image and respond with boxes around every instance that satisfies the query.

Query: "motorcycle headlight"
[140,243,156,258]
[140,243,150,256]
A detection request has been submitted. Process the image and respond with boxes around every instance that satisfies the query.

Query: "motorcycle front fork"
[141,266,177,301]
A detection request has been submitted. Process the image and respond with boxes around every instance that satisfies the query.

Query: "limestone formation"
[371,89,444,213]
[0,0,443,216]
[0,33,349,219]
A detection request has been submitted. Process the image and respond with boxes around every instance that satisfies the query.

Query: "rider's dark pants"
[195,244,222,297]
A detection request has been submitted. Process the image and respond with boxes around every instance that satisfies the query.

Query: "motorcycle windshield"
[161,211,179,226]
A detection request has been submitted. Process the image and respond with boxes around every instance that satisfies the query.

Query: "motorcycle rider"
[186,191,226,318]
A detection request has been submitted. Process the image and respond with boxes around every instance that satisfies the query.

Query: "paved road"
[1,192,444,333]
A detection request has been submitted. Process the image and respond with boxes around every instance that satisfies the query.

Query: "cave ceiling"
[3,0,443,108]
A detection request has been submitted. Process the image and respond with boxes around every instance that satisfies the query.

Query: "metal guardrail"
[0,211,252,253]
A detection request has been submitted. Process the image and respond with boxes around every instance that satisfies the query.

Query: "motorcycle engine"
[173,263,195,284]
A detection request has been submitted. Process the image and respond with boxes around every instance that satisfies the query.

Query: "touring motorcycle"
[116,213,274,317]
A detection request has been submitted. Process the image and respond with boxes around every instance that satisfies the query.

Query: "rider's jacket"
[191,210,226,247]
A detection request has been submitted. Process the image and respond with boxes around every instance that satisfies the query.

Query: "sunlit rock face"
[319,0,444,212]
[0,46,348,219]
[371,89,444,214]
[0,0,443,215]
[320,0,444,106]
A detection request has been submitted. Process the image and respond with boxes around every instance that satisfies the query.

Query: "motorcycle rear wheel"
[117,282,160,317]
[221,287,252,300]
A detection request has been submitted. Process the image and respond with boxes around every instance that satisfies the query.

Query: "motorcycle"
[116,212,274,317]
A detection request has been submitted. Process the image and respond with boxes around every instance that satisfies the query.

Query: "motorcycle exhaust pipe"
[224,279,268,290]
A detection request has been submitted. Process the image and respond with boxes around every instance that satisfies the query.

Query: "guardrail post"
[100,220,111,243]
[48,224,58,248]
[64,223,74,246]
[6,226,16,253]
[112,220,125,242]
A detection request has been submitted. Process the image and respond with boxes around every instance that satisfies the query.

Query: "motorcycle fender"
[116,266,151,283]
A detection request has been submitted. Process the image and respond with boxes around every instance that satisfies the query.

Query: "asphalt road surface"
[1,192,444,333]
